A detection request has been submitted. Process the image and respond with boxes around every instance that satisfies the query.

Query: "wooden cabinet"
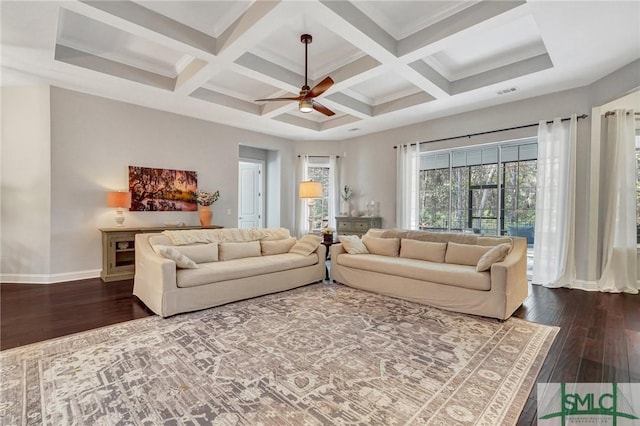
[100,225,223,282]
[335,216,382,236]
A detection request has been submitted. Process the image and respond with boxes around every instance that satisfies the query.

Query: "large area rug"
[0,284,558,425]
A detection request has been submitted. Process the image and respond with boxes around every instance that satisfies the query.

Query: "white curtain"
[598,109,638,293]
[328,155,339,230]
[532,115,577,287]
[295,155,310,237]
[396,143,419,229]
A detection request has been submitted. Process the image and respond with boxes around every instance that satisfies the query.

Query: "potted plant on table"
[321,226,335,244]
[341,185,353,216]
[196,190,220,226]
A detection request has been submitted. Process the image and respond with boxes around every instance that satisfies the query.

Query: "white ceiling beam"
[325,93,372,118]
[235,52,303,93]
[317,1,397,57]
[373,92,435,116]
[216,1,285,58]
[174,58,209,94]
[319,115,361,131]
[311,1,449,100]
[397,1,528,62]
[259,101,299,119]
[273,114,321,131]
[81,1,217,55]
[190,87,261,115]
[54,44,175,90]
[408,61,451,97]
[451,53,553,95]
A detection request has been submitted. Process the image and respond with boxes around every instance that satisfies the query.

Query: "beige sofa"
[330,229,528,320]
[134,228,326,317]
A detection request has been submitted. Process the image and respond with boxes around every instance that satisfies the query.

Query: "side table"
[321,237,336,281]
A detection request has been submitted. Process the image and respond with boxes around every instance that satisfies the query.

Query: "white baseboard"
[0,269,101,284]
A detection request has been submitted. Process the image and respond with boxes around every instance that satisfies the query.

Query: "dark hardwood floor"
[1,278,638,425]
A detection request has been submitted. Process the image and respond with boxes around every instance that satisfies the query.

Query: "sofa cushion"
[339,235,369,254]
[167,243,218,263]
[258,228,292,241]
[289,235,322,256]
[152,245,198,269]
[476,243,511,271]
[367,229,478,245]
[176,253,318,288]
[149,234,172,246]
[261,237,297,255]
[399,239,447,263]
[219,241,261,261]
[362,236,400,257]
[444,242,492,266]
[336,253,490,291]
[477,236,513,247]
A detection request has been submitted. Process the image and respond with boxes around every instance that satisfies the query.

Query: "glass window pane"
[501,146,518,162]
[418,141,537,238]
[307,166,330,231]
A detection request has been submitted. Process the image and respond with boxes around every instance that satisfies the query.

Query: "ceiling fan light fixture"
[299,98,313,113]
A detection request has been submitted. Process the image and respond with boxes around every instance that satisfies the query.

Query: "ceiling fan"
[255,34,335,116]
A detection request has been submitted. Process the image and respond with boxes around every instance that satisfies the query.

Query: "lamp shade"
[106,191,131,208]
[299,99,313,113]
[299,181,323,199]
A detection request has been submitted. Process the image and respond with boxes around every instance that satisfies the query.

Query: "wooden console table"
[100,225,223,282]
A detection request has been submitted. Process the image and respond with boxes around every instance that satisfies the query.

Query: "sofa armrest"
[490,237,528,317]
[134,233,177,293]
[314,243,327,260]
[330,243,345,265]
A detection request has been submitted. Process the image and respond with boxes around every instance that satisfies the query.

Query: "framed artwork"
[128,166,197,211]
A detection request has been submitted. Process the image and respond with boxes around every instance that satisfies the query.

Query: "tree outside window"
[418,142,537,238]
[307,165,330,231]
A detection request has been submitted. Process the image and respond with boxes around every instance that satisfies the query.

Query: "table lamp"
[106,191,131,227]
[299,181,323,233]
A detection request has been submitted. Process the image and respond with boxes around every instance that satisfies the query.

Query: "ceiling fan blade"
[306,76,334,99]
[312,101,335,116]
[254,96,302,102]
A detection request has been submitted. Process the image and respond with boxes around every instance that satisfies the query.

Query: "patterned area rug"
[0,284,557,425]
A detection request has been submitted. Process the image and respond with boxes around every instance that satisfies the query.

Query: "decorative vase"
[351,209,359,217]
[341,201,350,216]
[199,205,212,227]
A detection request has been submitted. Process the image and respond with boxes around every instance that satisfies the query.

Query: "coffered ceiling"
[2,1,639,140]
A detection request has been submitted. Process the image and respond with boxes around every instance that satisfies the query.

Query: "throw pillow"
[338,235,369,254]
[399,239,447,263]
[152,245,198,269]
[172,243,219,263]
[476,243,512,271]
[444,242,492,266]
[218,241,261,261]
[261,237,297,255]
[362,235,400,257]
[289,235,322,256]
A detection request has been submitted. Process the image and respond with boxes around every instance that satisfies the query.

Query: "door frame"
[238,158,265,228]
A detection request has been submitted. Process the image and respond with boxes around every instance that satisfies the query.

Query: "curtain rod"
[393,113,588,148]
[604,110,640,117]
[297,155,340,158]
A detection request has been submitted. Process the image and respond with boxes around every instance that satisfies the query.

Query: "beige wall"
[1,86,52,279]
[1,87,296,282]
[1,60,638,283]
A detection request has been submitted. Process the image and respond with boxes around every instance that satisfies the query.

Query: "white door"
[238,161,263,228]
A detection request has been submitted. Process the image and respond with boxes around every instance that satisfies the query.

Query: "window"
[419,140,537,239]
[307,161,330,231]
